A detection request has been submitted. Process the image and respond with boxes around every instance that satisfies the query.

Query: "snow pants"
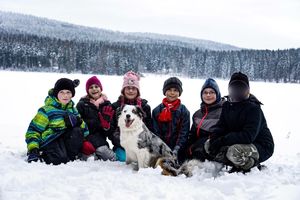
[41,127,84,165]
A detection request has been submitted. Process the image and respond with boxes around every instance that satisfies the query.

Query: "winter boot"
[95,146,117,161]
[226,144,259,171]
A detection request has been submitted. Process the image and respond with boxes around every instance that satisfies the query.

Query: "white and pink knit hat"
[121,71,140,94]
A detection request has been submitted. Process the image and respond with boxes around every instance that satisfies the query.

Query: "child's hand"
[208,137,224,156]
[64,114,82,129]
[99,106,115,130]
[27,148,40,163]
[82,140,96,155]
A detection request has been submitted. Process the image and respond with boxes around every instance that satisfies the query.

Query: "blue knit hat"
[200,78,221,103]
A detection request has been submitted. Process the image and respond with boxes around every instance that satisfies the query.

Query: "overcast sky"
[1,0,299,49]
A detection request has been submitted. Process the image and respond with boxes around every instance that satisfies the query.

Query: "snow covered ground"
[0,71,299,200]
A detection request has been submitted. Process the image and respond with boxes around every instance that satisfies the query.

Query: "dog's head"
[118,105,145,129]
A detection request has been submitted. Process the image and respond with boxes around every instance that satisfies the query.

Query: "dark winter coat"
[111,95,152,148]
[213,95,274,163]
[152,103,190,151]
[187,100,223,153]
[76,96,116,148]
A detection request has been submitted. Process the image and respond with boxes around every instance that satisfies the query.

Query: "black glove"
[208,137,224,156]
[64,113,82,129]
[27,148,39,163]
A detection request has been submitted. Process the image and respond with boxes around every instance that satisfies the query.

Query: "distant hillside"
[0,11,240,51]
[0,10,299,83]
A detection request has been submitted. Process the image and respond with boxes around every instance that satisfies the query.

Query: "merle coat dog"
[118,105,180,174]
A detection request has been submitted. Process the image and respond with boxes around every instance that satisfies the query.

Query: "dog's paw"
[132,163,139,171]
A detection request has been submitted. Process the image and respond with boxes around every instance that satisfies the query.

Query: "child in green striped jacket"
[25,78,89,165]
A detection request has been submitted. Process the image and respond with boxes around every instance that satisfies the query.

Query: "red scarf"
[158,98,181,122]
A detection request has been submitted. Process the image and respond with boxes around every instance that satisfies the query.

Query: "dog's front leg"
[132,162,139,171]
[125,151,133,165]
[137,150,150,169]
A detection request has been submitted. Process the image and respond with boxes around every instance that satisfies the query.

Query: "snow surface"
[0,71,299,200]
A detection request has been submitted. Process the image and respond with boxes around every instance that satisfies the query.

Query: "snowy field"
[0,71,300,200]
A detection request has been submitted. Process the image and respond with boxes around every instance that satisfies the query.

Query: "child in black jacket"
[206,72,274,172]
[77,76,116,161]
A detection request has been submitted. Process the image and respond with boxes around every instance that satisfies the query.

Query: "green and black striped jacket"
[25,89,89,151]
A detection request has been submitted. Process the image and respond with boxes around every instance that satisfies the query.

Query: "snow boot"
[95,146,117,161]
[226,144,259,171]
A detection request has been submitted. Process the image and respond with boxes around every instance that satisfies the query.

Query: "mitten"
[82,140,96,155]
[27,148,39,163]
[99,106,115,130]
[204,139,210,154]
[64,114,82,128]
[208,137,224,156]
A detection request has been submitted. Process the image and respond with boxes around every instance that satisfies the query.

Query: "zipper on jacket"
[196,106,208,138]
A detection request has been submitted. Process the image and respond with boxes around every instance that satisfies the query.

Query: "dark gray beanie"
[163,77,183,96]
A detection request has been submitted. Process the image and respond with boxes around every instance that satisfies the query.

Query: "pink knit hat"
[121,71,140,94]
[86,76,103,93]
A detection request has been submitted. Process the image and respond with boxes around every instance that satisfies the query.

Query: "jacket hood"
[201,78,221,104]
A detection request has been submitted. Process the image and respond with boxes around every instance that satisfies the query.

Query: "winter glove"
[98,106,115,130]
[64,113,82,129]
[172,145,180,158]
[81,140,96,155]
[208,137,224,156]
[204,139,210,154]
[27,148,40,163]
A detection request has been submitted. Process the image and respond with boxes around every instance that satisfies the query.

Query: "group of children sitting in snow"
[25,71,274,173]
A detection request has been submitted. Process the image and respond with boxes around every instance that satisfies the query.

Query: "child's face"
[165,88,180,102]
[88,84,102,100]
[202,88,217,105]
[124,86,138,100]
[57,90,72,105]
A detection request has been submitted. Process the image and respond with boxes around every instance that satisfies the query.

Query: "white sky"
[1,0,299,49]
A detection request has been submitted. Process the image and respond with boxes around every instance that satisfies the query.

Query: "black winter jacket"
[76,96,117,148]
[152,103,190,151]
[213,95,274,163]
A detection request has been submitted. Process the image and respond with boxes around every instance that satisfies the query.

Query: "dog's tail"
[155,157,181,176]
[155,158,203,177]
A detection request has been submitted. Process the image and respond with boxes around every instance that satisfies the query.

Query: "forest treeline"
[1,32,299,83]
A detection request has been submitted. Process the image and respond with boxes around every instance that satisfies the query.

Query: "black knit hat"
[228,72,250,102]
[163,77,183,96]
[53,78,80,98]
[229,72,249,88]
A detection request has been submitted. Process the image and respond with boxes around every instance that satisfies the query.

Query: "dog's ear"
[135,106,145,119]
